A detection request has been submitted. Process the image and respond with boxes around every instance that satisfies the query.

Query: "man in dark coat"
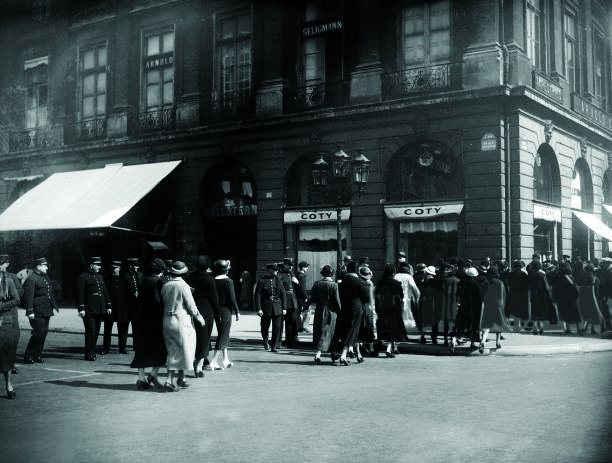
[186,255,220,377]
[278,257,299,348]
[254,263,287,352]
[23,257,58,363]
[102,260,131,354]
[76,257,112,361]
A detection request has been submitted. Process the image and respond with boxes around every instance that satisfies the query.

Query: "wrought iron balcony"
[382,64,451,100]
[203,92,256,123]
[8,126,54,151]
[286,80,349,111]
[134,106,176,134]
[64,117,106,144]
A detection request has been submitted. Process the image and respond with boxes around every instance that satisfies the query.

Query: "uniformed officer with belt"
[23,257,58,363]
[76,257,112,361]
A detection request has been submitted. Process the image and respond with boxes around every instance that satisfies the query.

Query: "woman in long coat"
[504,260,530,331]
[375,263,406,358]
[440,264,461,347]
[310,265,341,364]
[576,263,603,335]
[185,255,220,377]
[0,273,20,399]
[453,266,483,351]
[130,258,168,391]
[331,261,370,365]
[161,261,205,392]
[479,264,509,352]
[528,260,558,335]
[356,265,375,360]
[211,259,240,370]
[551,262,582,334]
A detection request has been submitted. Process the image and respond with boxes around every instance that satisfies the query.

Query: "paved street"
[1,310,612,463]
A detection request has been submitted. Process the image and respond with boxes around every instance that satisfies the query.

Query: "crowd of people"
[2,249,611,398]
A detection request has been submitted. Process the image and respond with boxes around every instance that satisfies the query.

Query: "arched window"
[571,158,593,211]
[386,141,463,202]
[533,144,561,204]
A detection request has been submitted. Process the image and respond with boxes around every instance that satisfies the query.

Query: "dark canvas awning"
[0,160,181,231]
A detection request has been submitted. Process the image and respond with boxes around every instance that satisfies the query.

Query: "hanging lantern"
[332,148,351,179]
[352,149,371,192]
[312,155,329,186]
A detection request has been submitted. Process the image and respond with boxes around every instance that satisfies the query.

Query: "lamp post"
[312,148,371,279]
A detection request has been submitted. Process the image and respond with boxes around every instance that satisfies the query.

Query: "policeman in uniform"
[76,257,112,361]
[23,257,58,363]
[254,263,286,352]
[278,257,300,347]
[102,260,130,354]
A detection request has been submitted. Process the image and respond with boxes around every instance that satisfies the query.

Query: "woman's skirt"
[163,312,196,371]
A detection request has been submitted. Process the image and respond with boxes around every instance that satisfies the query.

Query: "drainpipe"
[500,0,512,263]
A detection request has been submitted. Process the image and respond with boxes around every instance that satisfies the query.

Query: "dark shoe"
[11,367,18,374]
[7,390,16,400]
[194,370,204,378]
[100,350,109,355]
[23,358,34,364]
[356,355,364,364]
[330,352,340,362]
[176,378,189,388]
[33,357,45,363]
[539,329,544,335]
[339,358,350,366]
[496,343,502,349]
[162,382,179,393]
[314,357,322,365]
[136,379,151,390]
[478,343,485,354]
[84,355,97,361]
[119,350,128,354]
[385,351,395,359]
[147,375,163,391]
[263,339,270,350]
[271,347,279,353]
[564,329,572,335]
[420,335,427,344]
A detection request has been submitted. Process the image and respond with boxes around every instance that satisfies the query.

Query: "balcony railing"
[8,126,54,151]
[64,117,106,144]
[203,92,256,123]
[286,80,349,111]
[382,64,451,100]
[134,106,176,134]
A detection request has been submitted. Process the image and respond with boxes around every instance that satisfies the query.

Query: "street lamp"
[312,147,371,279]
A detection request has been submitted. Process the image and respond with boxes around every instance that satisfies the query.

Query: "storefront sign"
[572,94,612,130]
[284,208,350,224]
[384,203,463,220]
[204,204,257,217]
[533,72,563,102]
[302,20,342,37]
[145,52,175,70]
[533,203,561,222]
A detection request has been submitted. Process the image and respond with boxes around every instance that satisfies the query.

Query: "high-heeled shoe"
[222,360,234,369]
[209,361,224,371]
[339,358,350,366]
[478,343,485,354]
[496,343,502,349]
[385,351,395,358]
[136,379,151,390]
[356,355,364,364]
[176,378,189,388]
[7,390,16,400]
[147,375,163,391]
[162,382,179,393]
[314,357,322,365]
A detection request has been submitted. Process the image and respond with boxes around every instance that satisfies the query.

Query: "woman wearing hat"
[374,263,407,358]
[453,266,483,351]
[356,265,375,360]
[130,258,168,390]
[160,261,205,392]
[211,259,240,370]
[310,265,341,364]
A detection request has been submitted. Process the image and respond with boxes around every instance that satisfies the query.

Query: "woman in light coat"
[161,261,205,392]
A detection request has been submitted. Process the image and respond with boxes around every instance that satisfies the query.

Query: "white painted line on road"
[44,367,96,374]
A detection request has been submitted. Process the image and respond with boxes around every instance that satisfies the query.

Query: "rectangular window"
[401,1,450,66]
[564,9,577,92]
[592,25,607,109]
[79,44,107,120]
[526,0,541,69]
[215,13,252,107]
[24,56,48,129]
[143,28,175,111]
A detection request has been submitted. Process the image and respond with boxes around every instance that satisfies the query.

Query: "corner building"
[0,0,611,296]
